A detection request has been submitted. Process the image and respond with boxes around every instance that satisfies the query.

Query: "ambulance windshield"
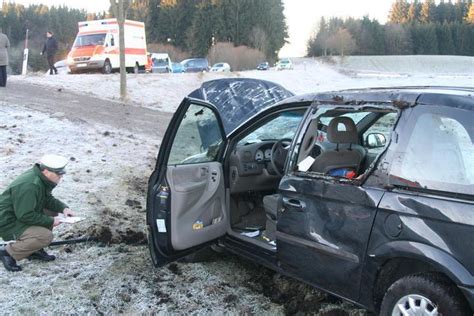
[73,34,107,47]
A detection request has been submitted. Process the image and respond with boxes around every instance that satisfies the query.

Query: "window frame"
[286,103,401,186]
[166,100,227,167]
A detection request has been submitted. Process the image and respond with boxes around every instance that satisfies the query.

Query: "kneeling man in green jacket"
[0,154,75,272]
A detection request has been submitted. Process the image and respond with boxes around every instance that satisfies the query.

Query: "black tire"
[102,59,112,74]
[380,273,470,316]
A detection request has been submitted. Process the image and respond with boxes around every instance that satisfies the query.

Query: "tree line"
[0,0,287,73]
[308,0,474,57]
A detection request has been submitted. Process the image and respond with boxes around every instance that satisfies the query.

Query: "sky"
[7,0,395,57]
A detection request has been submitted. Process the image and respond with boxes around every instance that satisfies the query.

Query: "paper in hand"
[56,213,84,224]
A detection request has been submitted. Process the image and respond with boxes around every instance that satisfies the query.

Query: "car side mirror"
[365,133,386,148]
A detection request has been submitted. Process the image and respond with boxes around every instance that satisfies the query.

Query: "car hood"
[188,78,294,134]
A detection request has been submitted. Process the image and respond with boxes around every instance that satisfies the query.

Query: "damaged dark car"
[147,79,474,315]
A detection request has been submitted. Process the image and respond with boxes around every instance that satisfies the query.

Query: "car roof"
[276,86,474,110]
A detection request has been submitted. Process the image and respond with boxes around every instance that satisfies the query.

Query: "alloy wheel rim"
[392,294,439,316]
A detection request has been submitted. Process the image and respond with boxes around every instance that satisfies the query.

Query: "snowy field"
[1,55,473,314]
[11,55,474,112]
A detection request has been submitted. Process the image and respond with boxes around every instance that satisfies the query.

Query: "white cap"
[39,154,68,174]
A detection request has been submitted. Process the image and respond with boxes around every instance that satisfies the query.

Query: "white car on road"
[276,58,293,70]
[210,62,231,72]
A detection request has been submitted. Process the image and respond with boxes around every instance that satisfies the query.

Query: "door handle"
[282,197,305,210]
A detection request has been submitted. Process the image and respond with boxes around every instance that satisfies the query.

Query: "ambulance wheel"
[102,60,112,74]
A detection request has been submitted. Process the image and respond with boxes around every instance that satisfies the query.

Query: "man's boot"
[28,248,56,262]
[0,247,22,272]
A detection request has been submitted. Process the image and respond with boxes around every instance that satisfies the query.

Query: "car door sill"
[227,230,277,252]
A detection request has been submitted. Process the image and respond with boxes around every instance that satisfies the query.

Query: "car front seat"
[311,117,365,175]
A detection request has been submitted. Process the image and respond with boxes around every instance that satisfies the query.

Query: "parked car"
[181,58,209,72]
[147,81,474,316]
[257,62,269,70]
[275,58,292,70]
[171,62,185,73]
[151,53,172,73]
[210,62,231,72]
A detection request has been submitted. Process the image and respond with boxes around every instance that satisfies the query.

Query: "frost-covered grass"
[0,104,366,315]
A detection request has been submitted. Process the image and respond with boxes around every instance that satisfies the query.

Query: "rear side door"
[276,106,395,301]
[147,98,228,266]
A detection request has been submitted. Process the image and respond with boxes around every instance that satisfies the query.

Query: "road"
[1,81,173,137]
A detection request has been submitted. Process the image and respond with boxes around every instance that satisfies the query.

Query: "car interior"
[226,106,398,250]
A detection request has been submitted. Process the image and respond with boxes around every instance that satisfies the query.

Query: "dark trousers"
[47,55,57,74]
[0,65,6,87]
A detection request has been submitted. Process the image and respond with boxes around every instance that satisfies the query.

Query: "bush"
[147,43,191,63]
[207,42,265,71]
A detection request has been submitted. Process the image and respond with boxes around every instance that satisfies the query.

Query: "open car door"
[147,97,228,266]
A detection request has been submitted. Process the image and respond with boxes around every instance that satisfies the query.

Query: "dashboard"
[228,141,281,193]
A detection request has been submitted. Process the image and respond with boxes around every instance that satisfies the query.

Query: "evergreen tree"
[437,22,455,54]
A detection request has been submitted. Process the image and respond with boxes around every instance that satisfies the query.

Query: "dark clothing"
[0,165,68,241]
[43,37,58,74]
[42,37,58,57]
[0,65,6,87]
[47,55,57,75]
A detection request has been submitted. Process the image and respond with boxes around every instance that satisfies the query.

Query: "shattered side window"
[389,108,474,195]
[168,104,223,165]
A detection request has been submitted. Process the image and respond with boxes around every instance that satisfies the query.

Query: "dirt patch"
[67,206,147,245]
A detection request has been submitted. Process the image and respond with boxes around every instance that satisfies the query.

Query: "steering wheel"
[270,138,292,177]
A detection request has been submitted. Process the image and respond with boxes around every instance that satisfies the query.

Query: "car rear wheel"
[102,59,112,74]
[380,273,470,316]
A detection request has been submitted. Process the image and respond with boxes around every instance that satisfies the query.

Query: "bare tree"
[110,0,133,101]
[249,26,268,54]
[326,28,356,57]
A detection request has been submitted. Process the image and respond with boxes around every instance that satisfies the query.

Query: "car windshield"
[73,34,106,47]
[213,64,223,67]
[153,58,168,66]
[238,111,305,144]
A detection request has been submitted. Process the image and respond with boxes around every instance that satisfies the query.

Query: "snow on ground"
[11,55,474,113]
[331,55,474,76]
[1,55,472,314]
[0,103,365,315]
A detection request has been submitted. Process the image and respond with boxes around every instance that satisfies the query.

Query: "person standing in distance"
[42,31,59,75]
[0,154,76,272]
[0,27,10,87]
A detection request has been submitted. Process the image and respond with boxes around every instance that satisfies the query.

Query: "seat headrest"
[327,117,358,144]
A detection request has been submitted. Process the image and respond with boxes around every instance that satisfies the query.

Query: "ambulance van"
[67,19,147,74]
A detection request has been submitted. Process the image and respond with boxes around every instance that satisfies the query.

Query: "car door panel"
[147,98,228,266]
[278,172,384,301]
[167,162,227,250]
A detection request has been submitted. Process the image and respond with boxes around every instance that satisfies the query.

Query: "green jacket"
[0,164,68,241]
